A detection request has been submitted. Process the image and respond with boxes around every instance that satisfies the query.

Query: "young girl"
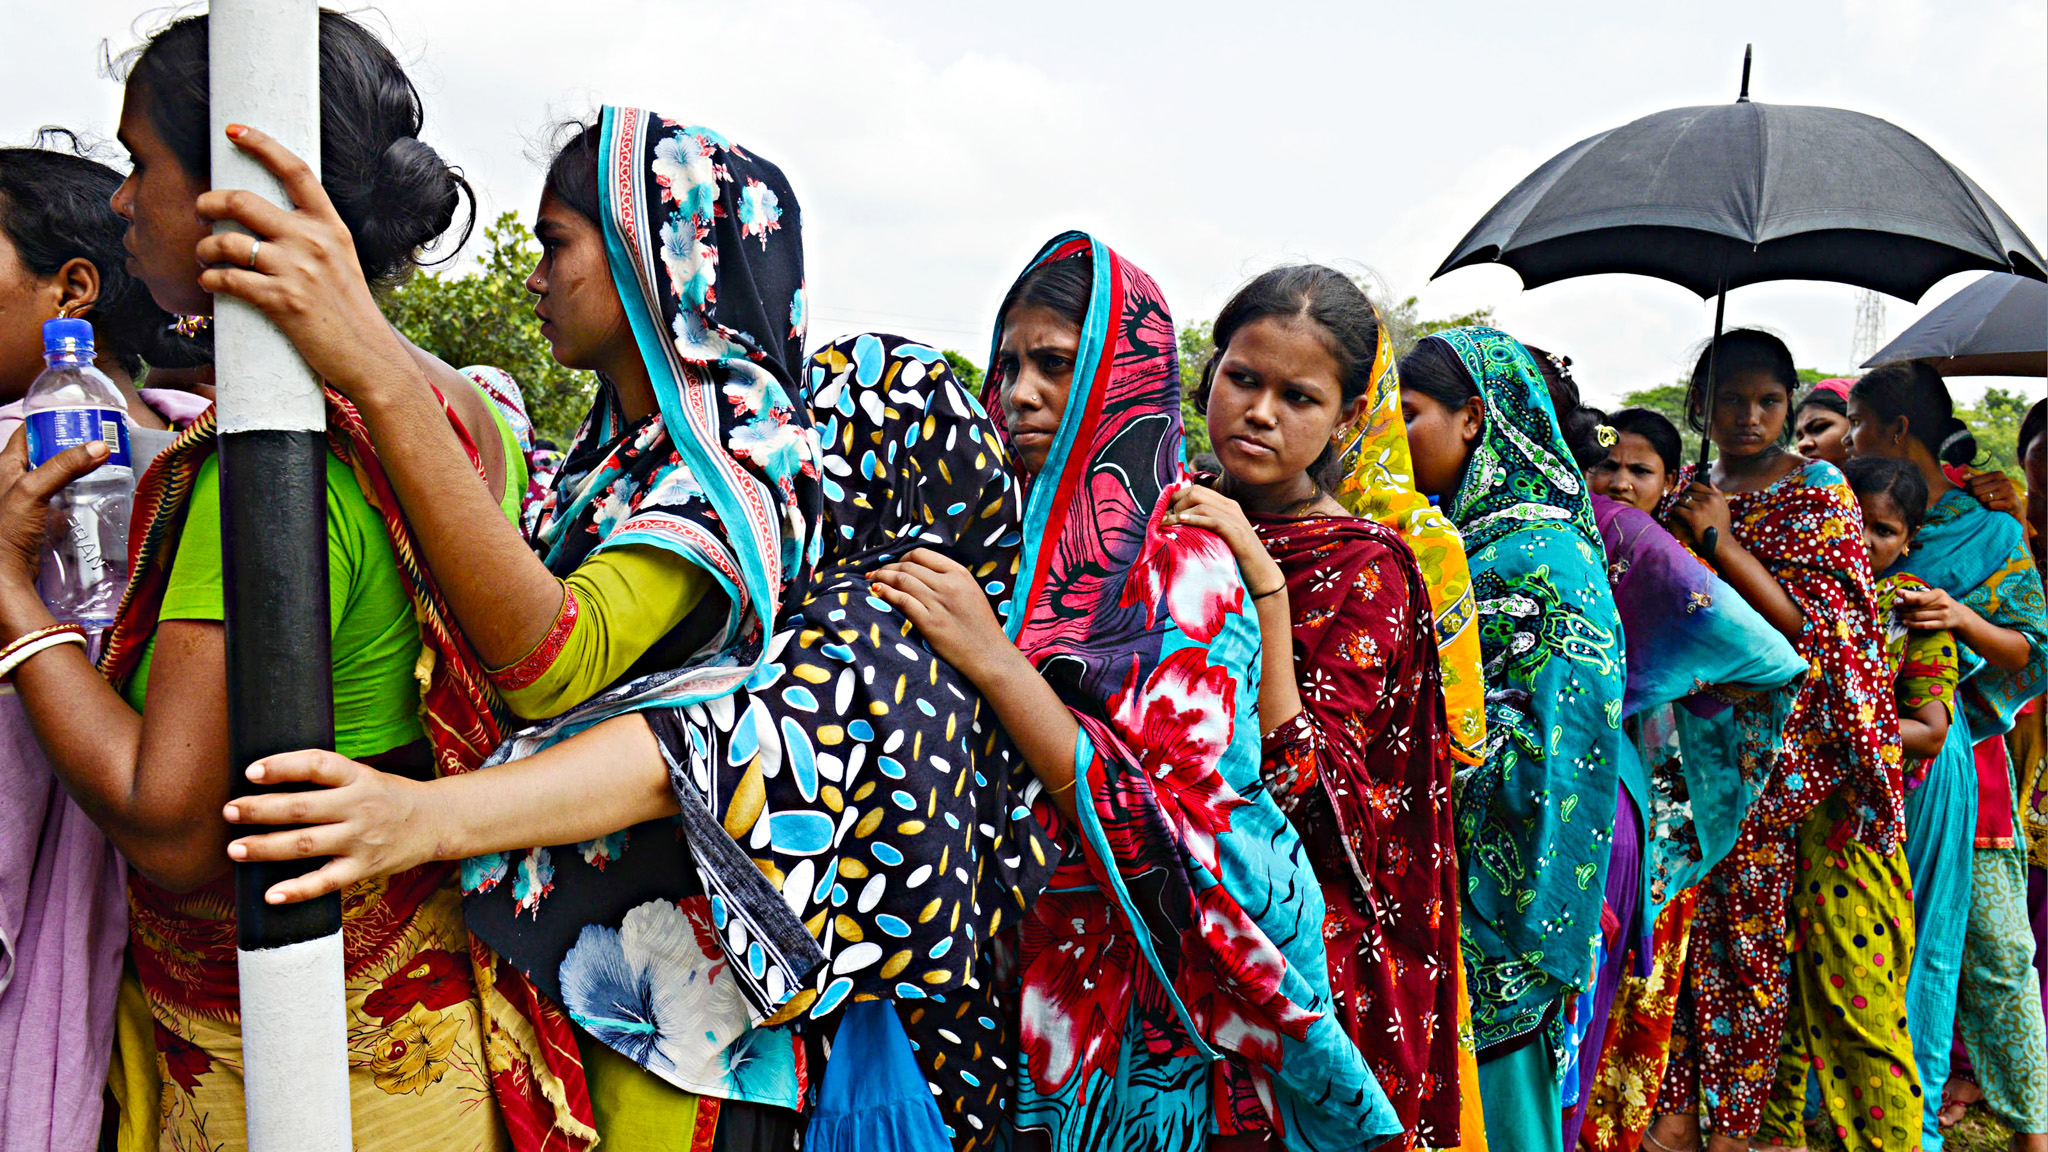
[1847,361,2048,1151]
[1586,406,1683,514]
[1655,329,1908,1152]
[1163,265,1463,1145]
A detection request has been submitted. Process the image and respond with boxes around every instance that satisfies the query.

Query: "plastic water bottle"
[24,317,134,630]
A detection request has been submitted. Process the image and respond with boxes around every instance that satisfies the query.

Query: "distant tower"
[1852,289,1887,367]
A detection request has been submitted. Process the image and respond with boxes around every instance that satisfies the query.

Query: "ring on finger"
[246,237,262,268]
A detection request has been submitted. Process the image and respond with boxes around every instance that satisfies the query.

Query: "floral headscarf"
[1336,317,1487,764]
[463,109,830,1106]
[1424,328,1628,1054]
[989,232,1398,1151]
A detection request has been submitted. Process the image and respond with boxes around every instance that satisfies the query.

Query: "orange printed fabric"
[1576,888,1699,1152]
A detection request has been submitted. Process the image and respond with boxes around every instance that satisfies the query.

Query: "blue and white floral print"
[558,897,802,1107]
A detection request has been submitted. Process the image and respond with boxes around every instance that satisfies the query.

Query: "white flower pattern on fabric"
[557,897,800,1106]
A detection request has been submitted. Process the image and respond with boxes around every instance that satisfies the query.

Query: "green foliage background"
[385,213,597,446]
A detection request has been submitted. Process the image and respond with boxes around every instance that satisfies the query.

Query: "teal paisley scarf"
[1424,327,1629,1053]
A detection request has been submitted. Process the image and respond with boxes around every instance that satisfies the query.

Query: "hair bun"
[1937,418,1978,467]
[346,135,465,287]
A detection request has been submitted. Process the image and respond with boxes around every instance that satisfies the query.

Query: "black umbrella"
[1862,272,2047,377]
[1434,47,2047,485]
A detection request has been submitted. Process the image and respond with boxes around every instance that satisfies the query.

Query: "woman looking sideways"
[865,234,1397,1151]
[1652,329,1908,1152]
[1792,378,1854,468]
[1395,327,1626,1152]
[1160,265,1464,1146]
[0,135,210,1152]
[1845,360,2048,1152]
[0,12,578,1149]
[1585,406,1683,514]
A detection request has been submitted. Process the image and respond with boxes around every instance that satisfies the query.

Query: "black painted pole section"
[220,432,338,948]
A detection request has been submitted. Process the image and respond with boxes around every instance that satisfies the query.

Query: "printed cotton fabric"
[1422,327,1627,1055]
[461,108,834,1111]
[1657,458,1900,1138]
[987,232,1396,1152]
[103,393,594,1151]
[1245,513,1464,1144]
[1335,317,1486,766]
[643,335,1058,1147]
[1665,460,1903,848]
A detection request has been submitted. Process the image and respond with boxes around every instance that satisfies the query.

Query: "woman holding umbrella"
[1844,361,2048,1151]
[1656,329,1913,1152]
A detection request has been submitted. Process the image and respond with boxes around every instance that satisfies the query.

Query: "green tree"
[1178,321,1214,458]
[1958,384,2032,476]
[385,212,596,446]
[1376,294,1498,357]
[941,351,983,393]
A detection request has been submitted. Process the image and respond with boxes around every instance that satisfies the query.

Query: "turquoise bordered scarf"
[1424,327,1628,1053]
[462,109,827,1110]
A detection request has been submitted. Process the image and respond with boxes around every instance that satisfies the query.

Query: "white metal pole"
[208,3,352,1149]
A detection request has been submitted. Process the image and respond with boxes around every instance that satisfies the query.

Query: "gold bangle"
[1045,777,1077,797]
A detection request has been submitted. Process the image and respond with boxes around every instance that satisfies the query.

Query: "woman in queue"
[0,11,580,1148]
[1158,265,1464,1146]
[865,233,1397,1151]
[1845,361,2047,1152]
[1653,329,1909,1152]
[219,102,1055,1149]
[0,133,210,1152]
[1395,327,1626,1152]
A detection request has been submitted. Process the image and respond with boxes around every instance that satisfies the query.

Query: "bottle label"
[26,406,130,470]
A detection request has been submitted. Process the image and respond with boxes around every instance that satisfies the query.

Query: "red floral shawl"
[1664,461,1903,848]
[989,233,1395,1150]
[1247,513,1463,1144]
[99,390,597,1151]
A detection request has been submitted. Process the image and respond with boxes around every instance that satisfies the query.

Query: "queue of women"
[1,11,2043,1152]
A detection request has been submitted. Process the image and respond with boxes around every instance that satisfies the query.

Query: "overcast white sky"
[6,0,2043,408]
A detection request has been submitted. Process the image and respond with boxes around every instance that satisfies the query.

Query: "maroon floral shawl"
[1248,513,1463,1144]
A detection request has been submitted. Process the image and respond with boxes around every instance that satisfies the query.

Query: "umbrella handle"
[1700,526,1719,561]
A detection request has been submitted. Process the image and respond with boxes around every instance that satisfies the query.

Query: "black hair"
[997,254,1093,332]
[1851,360,1977,467]
[1398,334,1478,411]
[1606,407,1683,475]
[0,131,208,376]
[542,120,602,225]
[1197,264,1381,489]
[2021,399,2046,459]
[1843,454,1930,535]
[119,10,475,289]
[1795,385,1848,419]
[1523,344,1609,470]
[1683,328,1798,437]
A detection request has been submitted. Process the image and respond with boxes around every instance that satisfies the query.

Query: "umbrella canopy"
[1862,272,2047,377]
[1435,100,2047,302]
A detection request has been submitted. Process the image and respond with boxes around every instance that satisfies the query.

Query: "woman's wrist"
[0,578,59,646]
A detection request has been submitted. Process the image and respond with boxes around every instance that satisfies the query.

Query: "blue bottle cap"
[42,317,94,355]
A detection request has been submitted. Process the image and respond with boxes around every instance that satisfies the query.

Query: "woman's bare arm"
[225,713,677,905]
